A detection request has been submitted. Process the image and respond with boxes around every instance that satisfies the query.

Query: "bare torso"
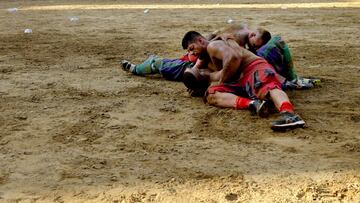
[210,24,250,48]
[210,39,259,69]
[207,39,260,82]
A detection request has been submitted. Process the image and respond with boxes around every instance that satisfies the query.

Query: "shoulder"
[207,41,229,55]
[236,23,248,30]
[208,40,226,50]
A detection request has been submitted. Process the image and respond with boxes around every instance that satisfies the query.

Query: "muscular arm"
[209,70,222,82]
[192,58,208,70]
[207,41,242,83]
[199,69,222,82]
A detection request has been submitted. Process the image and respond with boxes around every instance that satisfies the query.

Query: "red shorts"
[207,58,282,99]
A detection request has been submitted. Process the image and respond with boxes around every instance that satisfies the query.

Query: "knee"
[206,92,220,106]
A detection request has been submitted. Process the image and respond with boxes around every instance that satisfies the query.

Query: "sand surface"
[0,0,360,202]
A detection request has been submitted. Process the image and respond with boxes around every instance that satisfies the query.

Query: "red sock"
[235,96,251,109]
[279,101,294,113]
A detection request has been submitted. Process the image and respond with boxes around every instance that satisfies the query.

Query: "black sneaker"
[121,60,135,72]
[249,100,269,118]
[271,111,305,131]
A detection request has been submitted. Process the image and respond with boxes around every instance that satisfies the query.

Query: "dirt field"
[1,0,360,202]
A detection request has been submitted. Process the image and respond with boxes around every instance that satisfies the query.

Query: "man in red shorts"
[181,31,305,131]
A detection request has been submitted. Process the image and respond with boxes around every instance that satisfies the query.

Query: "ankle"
[279,101,294,113]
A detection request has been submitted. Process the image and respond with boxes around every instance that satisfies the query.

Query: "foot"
[283,78,313,90]
[271,111,305,131]
[295,77,314,89]
[249,100,269,118]
[121,60,135,72]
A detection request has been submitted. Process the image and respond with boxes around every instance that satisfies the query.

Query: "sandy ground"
[1,0,360,202]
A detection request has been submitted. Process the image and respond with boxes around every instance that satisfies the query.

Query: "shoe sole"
[271,120,305,131]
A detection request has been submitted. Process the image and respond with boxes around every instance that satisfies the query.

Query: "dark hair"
[182,31,202,49]
[258,28,271,45]
[183,71,209,91]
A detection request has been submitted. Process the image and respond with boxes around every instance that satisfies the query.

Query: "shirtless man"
[204,24,315,89]
[121,24,270,81]
[122,23,314,89]
[209,24,271,52]
[182,31,305,131]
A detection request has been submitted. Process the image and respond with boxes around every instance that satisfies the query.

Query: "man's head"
[248,28,271,51]
[182,31,209,58]
[183,67,210,96]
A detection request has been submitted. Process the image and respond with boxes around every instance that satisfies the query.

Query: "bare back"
[211,24,250,47]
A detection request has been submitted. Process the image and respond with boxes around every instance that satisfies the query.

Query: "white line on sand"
[19,2,360,11]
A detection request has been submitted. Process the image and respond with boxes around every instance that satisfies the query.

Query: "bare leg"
[206,91,268,117]
[268,88,290,111]
[207,92,237,108]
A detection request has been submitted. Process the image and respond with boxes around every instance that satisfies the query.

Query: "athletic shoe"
[249,100,269,118]
[121,60,135,72]
[283,78,314,90]
[271,111,305,131]
[282,79,298,90]
[296,77,314,89]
